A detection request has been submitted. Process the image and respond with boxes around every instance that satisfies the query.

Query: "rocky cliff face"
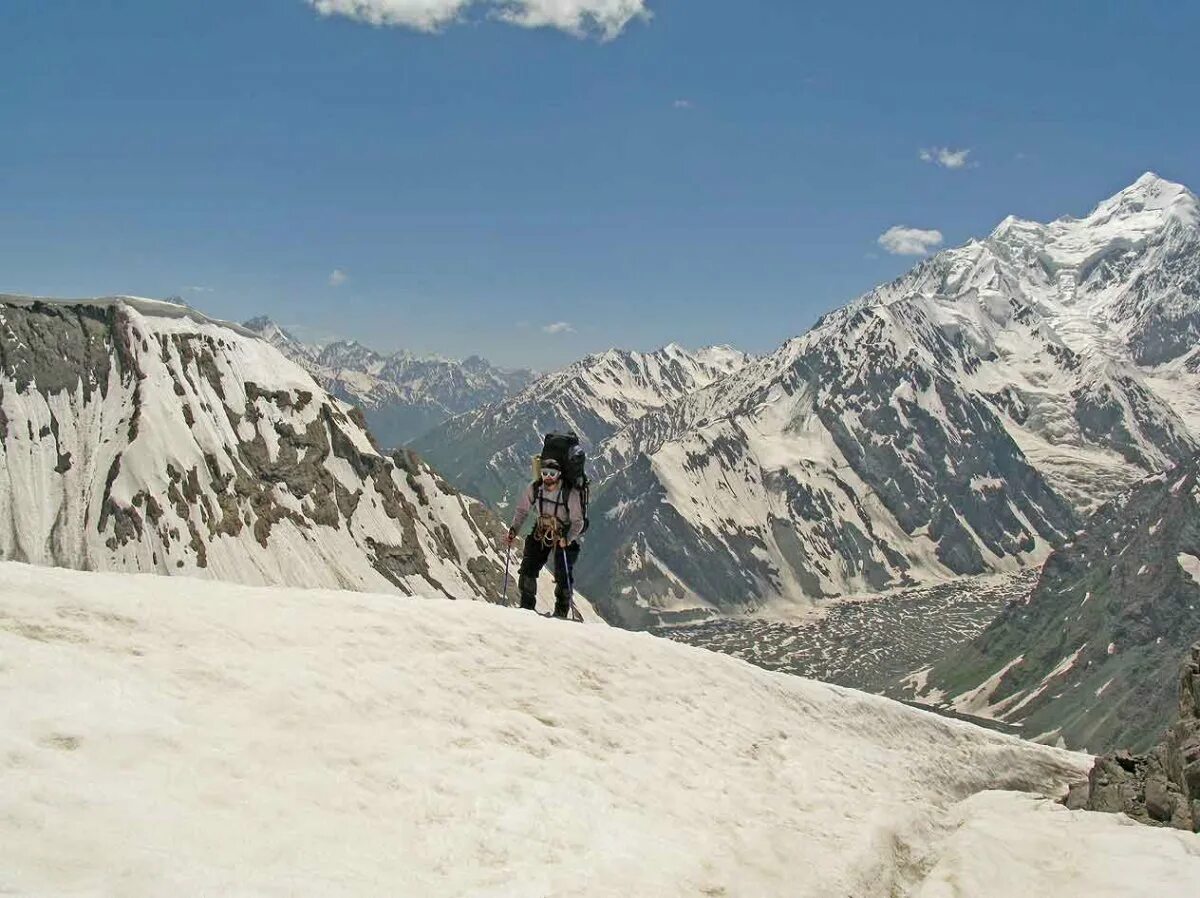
[0,297,507,600]
[1066,643,1200,832]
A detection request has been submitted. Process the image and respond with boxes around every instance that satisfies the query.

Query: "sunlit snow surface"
[3,563,1198,896]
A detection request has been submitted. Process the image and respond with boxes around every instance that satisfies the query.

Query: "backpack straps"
[533,481,568,518]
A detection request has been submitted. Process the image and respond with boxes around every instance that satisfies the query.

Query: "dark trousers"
[518,535,581,616]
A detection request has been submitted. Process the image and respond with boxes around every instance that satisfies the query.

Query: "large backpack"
[538,431,590,536]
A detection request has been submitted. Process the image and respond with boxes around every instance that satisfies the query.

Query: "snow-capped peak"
[1097,172,1198,220]
[986,173,1197,276]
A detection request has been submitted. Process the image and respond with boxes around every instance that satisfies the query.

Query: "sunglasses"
[541,467,562,479]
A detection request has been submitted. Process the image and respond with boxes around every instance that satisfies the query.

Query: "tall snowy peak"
[823,174,1200,506]
[0,297,508,600]
[413,343,752,507]
[242,318,535,448]
[983,172,1200,365]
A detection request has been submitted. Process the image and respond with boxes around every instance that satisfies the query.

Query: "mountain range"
[242,316,534,448]
[412,342,750,508]
[2,174,1198,771]
[419,173,1200,627]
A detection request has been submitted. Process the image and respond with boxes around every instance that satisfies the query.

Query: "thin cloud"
[542,321,574,335]
[184,285,214,293]
[306,0,650,39]
[329,269,349,287]
[919,147,973,170]
[673,99,694,109]
[878,226,944,256]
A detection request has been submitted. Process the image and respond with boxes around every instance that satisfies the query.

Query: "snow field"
[3,563,1198,896]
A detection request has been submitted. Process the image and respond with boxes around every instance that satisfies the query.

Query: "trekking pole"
[559,543,582,622]
[502,543,512,605]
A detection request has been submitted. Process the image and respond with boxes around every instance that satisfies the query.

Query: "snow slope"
[0,297,506,600]
[3,562,1198,897]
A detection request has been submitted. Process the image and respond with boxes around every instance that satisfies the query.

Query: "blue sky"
[3,0,1198,369]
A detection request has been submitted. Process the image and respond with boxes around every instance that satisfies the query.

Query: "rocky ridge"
[0,297,507,600]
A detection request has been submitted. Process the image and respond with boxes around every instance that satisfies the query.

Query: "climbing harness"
[532,484,568,547]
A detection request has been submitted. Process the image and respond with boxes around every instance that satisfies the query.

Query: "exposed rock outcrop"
[1066,643,1200,831]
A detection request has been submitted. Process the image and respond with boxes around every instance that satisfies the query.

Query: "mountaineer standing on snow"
[506,436,589,619]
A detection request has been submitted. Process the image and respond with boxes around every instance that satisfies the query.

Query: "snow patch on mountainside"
[1179,552,1200,585]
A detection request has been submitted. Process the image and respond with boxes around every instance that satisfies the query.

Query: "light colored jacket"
[510,482,585,543]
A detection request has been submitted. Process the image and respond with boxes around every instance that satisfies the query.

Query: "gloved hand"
[506,528,517,546]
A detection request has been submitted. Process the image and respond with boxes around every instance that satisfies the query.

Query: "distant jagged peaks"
[412,341,753,508]
[241,316,320,366]
[241,317,535,447]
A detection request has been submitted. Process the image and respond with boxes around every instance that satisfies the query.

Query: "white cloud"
[878,226,944,256]
[673,99,694,109]
[308,0,470,31]
[919,146,972,170]
[184,285,214,293]
[306,0,650,39]
[329,269,349,287]
[541,321,574,334]
[497,0,650,39]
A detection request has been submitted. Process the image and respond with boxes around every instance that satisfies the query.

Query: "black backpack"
[539,431,590,535]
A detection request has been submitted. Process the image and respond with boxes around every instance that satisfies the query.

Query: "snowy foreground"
[2,563,1198,897]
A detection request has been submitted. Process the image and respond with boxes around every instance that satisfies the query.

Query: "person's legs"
[518,536,551,611]
[552,542,581,618]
